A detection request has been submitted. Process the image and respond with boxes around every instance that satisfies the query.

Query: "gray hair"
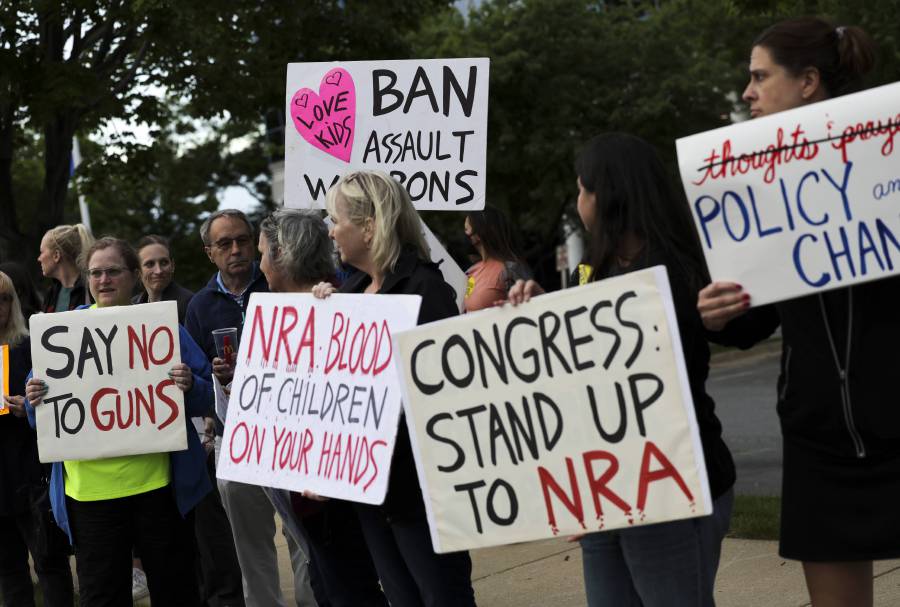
[199,209,254,246]
[259,209,334,287]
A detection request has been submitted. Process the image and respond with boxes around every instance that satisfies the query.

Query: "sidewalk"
[273,533,900,606]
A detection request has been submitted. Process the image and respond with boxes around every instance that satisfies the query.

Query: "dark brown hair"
[753,17,875,97]
[136,234,172,256]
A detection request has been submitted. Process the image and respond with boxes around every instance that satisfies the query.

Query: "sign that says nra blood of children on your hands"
[284,58,489,211]
[30,302,186,462]
[677,81,900,306]
[217,293,421,504]
[393,267,711,553]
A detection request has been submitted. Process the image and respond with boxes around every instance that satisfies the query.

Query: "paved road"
[707,343,782,496]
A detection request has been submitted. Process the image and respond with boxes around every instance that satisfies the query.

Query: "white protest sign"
[421,220,468,312]
[216,292,422,504]
[393,266,711,553]
[29,302,186,462]
[677,81,900,306]
[284,58,490,211]
[0,344,9,415]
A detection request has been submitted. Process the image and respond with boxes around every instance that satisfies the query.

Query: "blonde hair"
[0,271,28,346]
[45,223,95,270]
[325,171,429,275]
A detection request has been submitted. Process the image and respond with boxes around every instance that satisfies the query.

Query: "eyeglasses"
[87,266,127,280]
[208,235,252,252]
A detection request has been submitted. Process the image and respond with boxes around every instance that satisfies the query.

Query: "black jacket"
[42,276,92,313]
[132,281,195,325]
[341,247,458,520]
[0,338,44,515]
[712,276,900,459]
[586,252,736,500]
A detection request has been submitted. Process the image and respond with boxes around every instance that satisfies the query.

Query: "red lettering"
[537,457,586,534]
[372,320,393,376]
[154,379,180,430]
[247,306,277,363]
[230,421,249,463]
[127,325,149,370]
[636,441,694,513]
[324,313,345,374]
[90,387,119,431]
[364,439,387,492]
[149,326,174,365]
[583,450,631,519]
[275,306,299,367]
[298,429,314,475]
[294,307,316,371]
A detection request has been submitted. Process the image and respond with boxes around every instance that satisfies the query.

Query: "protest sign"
[393,266,710,552]
[0,344,9,415]
[677,81,900,306]
[216,292,422,504]
[284,58,490,211]
[29,302,186,462]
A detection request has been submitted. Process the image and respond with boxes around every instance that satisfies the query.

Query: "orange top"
[464,259,507,313]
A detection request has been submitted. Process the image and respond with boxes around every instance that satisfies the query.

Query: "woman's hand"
[312,282,337,299]
[507,279,545,306]
[302,489,330,502]
[697,281,750,331]
[25,378,48,406]
[168,363,194,393]
[3,395,27,418]
[211,357,234,384]
[567,533,586,542]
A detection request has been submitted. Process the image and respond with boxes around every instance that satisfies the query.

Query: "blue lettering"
[823,226,856,280]
[796,171,828,226]
[748,185,782,238]
[778,178,796,230]
[693,195,720,249]
[821,161,854,221]
[856,221,884,276]
[793,233,829,287]
[875,218,900,271]
[722,191,750,242]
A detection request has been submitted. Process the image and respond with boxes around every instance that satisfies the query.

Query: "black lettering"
[443,65,477,117]
[372,69,402,116]
[41,326,73,379]
[427,413,465,473]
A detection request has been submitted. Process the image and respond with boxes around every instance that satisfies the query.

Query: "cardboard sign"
[216,292,422,504]
[30,302,186,462]
[677,81,900,305]
[0,344,9,415]
[393,267,711,552]
[284,58,490,211]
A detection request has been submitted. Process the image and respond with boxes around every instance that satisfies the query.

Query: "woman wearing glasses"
[25,237,212,606]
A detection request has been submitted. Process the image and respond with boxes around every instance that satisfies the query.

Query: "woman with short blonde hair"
[38,223,95,312]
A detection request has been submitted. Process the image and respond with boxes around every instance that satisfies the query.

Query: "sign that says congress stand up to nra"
[284,58,489,211]
[677,81,900,306]
[393,267,711,553]
[30,302,186,462]
[217,293,421,504]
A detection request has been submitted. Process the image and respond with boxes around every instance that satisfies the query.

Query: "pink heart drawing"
[290,67,355,163]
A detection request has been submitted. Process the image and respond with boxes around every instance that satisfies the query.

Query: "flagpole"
[71,137,92,233]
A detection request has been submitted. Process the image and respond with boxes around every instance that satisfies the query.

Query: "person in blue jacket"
[25,237,212,606]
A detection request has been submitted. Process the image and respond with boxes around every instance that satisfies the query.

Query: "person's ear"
[204,245,215,264]
[363,217,375,247]
[800,67,823,101]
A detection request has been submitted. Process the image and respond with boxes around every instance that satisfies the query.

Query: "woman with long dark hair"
[698,17,893,607]
[510,133,735,606]
[462,205,530,312]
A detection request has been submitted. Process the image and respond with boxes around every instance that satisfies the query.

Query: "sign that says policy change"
[284,58,489,211]
[677,81,900,306]
[393,267,711,553]
[217,293,421,504]
[30,302,187,462]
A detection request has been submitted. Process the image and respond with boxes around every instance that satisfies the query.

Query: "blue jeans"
[580,489,734,607]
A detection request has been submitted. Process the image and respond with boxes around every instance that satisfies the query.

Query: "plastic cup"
[212,327,238,365]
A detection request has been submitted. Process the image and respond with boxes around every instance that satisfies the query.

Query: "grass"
[728,495,781,541]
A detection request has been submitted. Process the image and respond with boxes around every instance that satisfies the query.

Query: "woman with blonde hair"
[0,271,74,606]
[37,223,95,312]
[314,171,476,607]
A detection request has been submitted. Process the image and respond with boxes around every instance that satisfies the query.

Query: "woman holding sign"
[25,237,213,606]
[314,171,476,607]
[697,17,894,607]
[0,272,74,606]
[509,133,736,606]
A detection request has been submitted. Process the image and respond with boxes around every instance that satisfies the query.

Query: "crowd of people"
[0,15,895,607]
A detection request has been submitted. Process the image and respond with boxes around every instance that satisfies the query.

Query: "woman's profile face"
[328,197,370,268]
[257,232,286,292]
[742,45,815,118]
[37,234,59,277]
[576,177,597,232]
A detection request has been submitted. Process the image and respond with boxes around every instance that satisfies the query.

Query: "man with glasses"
[185,209,313,607]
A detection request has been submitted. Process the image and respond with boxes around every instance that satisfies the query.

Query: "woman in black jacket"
[697,17,892,607]
[314,170,475,607]
[509,133,735,607]
[0,271,74,606]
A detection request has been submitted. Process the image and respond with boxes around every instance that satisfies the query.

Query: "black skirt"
[779,438,900,561]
